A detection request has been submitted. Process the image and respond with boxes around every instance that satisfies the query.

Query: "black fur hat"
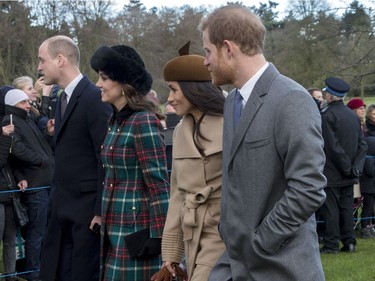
[90,45,152,95]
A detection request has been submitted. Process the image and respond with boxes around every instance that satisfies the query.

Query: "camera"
[37,71,44,78]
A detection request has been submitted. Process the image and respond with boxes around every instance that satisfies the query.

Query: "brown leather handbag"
[151,264,188,281]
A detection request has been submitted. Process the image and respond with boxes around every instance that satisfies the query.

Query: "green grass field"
[322,233,375,281]
[321,96,375,281]
[2,233,374,280]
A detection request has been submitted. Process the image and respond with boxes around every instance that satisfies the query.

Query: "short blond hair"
[12,76,33,90]
[44,35,80,65]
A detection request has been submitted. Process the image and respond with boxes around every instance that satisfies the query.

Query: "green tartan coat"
[101,107,169,281]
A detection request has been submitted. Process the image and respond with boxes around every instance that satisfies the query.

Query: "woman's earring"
[121,89,125,96]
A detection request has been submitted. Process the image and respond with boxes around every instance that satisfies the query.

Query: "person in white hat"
[0,86,26,281]
[3,88,54,281]
[4,89,31,111]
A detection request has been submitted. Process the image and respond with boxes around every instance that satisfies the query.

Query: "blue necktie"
[233,89,243,128]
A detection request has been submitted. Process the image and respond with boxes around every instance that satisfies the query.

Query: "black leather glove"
[351,168,361,178]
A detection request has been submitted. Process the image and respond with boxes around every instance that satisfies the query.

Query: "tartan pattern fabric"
[101,111,170,281]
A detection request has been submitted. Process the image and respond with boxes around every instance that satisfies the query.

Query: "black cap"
[323,77,350,97]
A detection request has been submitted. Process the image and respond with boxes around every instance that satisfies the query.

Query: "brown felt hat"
[163,41,211,82]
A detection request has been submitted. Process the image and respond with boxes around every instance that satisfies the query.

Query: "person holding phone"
[0,86,27,281]
[2,89,54,281]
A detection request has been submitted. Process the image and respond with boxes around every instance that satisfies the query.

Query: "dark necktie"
[60,91,67,119]
[233,89,243,128]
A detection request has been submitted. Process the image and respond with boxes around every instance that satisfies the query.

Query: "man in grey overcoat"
[199,5,327,281]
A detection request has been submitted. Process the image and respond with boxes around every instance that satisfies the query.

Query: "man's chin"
[43,77,55,86]
[211,77,225,87]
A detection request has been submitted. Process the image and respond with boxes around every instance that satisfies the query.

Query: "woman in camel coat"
[157,42,226,281]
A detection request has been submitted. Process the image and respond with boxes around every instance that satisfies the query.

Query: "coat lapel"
[55,76,89,140]
[173,114,223,159]
[228,64,279,163]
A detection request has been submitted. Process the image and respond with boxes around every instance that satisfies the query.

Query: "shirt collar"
[64,73,83,102]
[239,62,269,103]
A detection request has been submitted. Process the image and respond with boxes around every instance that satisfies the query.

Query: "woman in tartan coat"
[90,45,169,281]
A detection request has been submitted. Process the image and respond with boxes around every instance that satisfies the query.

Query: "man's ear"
[56,54,66,67]
[223,40,236,58]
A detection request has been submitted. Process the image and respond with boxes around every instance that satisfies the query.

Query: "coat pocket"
[204,203,220,229]
[244,137,270,149]
[79,180,97,192]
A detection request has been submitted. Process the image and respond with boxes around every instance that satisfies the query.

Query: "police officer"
[319,77,368,254]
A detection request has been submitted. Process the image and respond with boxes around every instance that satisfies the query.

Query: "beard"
[211,64,234,86]
[210,53,235,87]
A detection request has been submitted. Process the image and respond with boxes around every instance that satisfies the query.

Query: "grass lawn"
[2,233,374,281]
[322,233,375,281]
[320,96,375,280]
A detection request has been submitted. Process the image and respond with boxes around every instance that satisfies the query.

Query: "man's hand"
[89,215,101,232]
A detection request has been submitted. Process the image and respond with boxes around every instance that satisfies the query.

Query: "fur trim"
[90,45,152,95]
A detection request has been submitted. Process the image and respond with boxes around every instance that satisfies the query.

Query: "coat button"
[110,146,113,150]
[132,207,136,211]
[117,128,120,132]
[101,145,103,150]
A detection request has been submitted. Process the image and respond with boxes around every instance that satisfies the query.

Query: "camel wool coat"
[162,114,225,281]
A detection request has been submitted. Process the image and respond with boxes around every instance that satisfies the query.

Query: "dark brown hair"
[122,84,164,120]
[178,81,225,155]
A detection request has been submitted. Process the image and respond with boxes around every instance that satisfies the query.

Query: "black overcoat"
[39,76,111,281]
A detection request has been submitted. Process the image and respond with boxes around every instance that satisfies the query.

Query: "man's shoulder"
[82,81,100,96]
[74,76,100,97]
[275,74,306,93]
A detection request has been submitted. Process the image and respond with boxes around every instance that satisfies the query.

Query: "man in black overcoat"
[37,35,111,281]
[319,77,367,254]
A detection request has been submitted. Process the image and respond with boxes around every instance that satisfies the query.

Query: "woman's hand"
[163,261,177,277]
[2,124,14,136]
[34,76,44,95]
[47,119,55,136]
[18,180,28,192]
[151,261,176,281]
